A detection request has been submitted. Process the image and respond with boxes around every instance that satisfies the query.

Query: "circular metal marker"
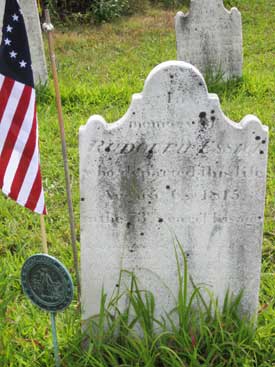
[21,254,74,312]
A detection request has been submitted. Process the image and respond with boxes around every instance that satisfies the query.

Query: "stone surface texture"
[80,61,268,326]
[0,0,47,84]
[175,0,243,80]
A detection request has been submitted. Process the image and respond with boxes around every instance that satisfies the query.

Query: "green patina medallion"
[21,254,74,312]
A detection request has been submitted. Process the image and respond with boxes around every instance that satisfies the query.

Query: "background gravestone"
[175,0,243,80]
[0,0,48,84]
[80,61,268,327]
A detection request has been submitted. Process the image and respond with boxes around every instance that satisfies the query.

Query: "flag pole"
[42,8,81,303]
[40,215,48,254]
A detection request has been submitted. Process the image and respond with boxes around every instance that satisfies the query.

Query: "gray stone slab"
[80,61,268,326]
[0,0,47,84]
[175,0,243,80]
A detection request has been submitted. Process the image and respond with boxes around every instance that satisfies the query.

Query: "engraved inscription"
[105,188,247,202]
[92,140,266,157]
[86,212,262,227]
[98,165,265,180]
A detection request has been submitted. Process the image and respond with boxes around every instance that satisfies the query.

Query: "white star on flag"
[4,38,11,46]
[9,50,17,58]
[6,25,13,32]
[19,60,27,68]
[12,13,19,21]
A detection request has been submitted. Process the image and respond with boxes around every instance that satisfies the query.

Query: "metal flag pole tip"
[21,254,74,367]
[42,22,54,32]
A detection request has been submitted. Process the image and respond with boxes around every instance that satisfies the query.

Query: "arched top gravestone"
[175,0,243,80]
[80,61,268,326]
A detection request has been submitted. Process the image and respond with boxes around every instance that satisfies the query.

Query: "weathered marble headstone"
[80,61,268,327]
[0,0,47,84]
[175,0,243,80]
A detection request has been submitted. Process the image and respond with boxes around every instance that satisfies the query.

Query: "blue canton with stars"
[0,0,34,87]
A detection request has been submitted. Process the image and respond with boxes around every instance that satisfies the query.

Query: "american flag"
[0,0,46,214]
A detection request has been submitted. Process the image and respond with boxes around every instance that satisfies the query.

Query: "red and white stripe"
[0,73,46,214]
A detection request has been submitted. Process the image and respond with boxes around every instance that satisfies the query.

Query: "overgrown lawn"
[0,1,274,366]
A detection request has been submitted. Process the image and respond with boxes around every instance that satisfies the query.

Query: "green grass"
[0,0,275,365]
[77,242,258,367]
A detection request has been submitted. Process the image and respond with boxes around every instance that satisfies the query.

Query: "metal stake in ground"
[21,254,74,367]
[42,8,81,302]
[50,312,60,367]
